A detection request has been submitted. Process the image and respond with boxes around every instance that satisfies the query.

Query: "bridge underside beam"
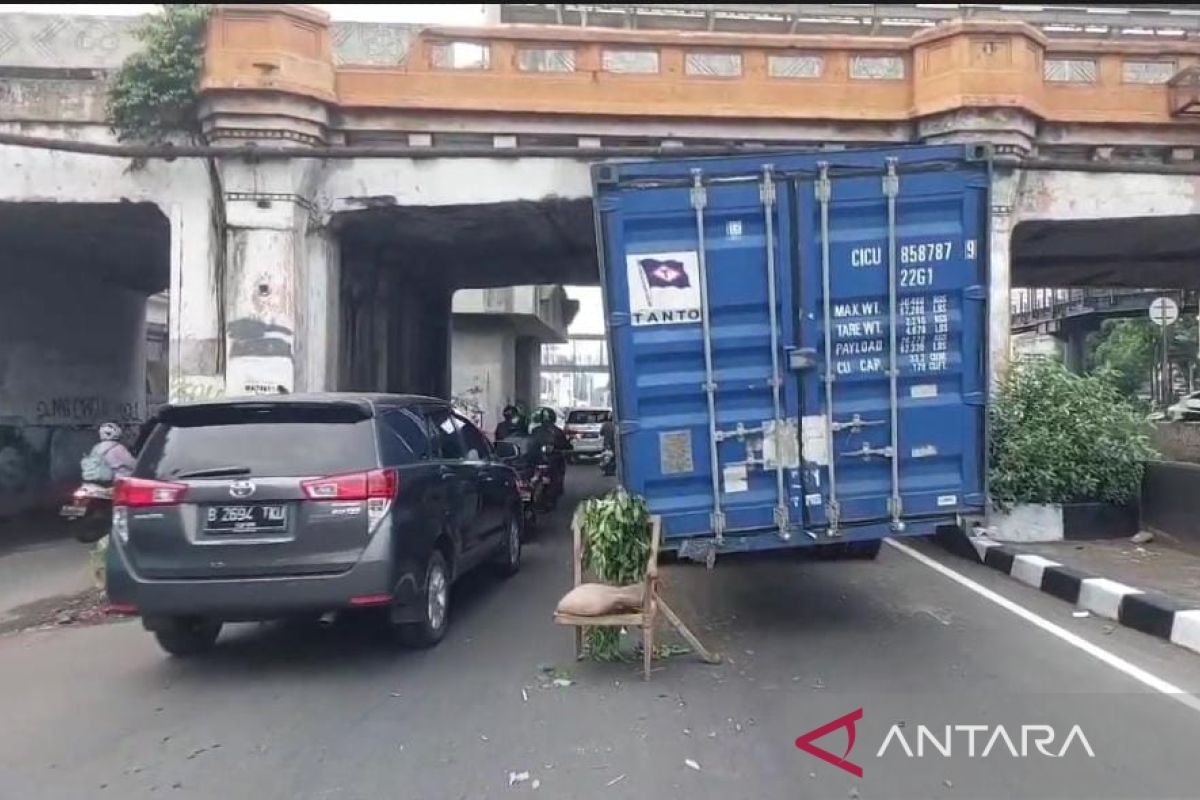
[1012,213,1200,289]
[335,198,598,290]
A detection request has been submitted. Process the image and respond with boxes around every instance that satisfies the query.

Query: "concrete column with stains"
[988,167,1022,393]
[218,159,335,395]
[168,198,225,403]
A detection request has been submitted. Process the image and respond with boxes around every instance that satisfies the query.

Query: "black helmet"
[534,406,557,425]
[502,405,518,420]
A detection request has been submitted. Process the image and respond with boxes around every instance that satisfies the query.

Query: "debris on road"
[1072,611,1090,618]
[685,759,701,771]
[521,688,529,702]
[606,774,626,787]
[1131,530,1154,545]
[389,692,401,698]
[508,771,531,787]
[532,779,541,790]
[537,666,575,689]
[944,779,953,788]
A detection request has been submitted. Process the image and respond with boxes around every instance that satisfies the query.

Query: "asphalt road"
[3,469,1200,799]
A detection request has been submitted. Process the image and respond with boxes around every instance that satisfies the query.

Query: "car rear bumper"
[570,439,604,455]
[106,533,420,622]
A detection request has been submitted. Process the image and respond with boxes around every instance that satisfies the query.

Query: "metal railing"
[1011,288,1198,331]
[498,3,1200,39]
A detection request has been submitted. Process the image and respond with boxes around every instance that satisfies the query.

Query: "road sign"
[1150,296,1180,327]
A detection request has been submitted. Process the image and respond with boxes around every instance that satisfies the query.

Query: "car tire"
[493,512,522,577]
[400,551,451,648]
[153,618,222,657]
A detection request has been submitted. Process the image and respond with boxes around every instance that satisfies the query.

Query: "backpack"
[80,442,117,483]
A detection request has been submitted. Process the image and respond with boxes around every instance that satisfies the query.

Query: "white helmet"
[98,422,123,442]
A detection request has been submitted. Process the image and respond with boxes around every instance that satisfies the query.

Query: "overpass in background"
[6,4,1200,509]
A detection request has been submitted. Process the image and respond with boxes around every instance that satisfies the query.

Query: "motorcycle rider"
[80,422,136,484]
[530,406,571,497]
[600,417,616,476]
[494,404,524,442]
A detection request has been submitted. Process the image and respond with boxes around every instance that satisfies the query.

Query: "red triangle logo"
[795,708,864,778]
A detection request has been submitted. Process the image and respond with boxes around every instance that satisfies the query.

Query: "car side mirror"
[494,441,520,461]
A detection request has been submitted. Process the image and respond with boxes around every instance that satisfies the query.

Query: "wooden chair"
[554,512,720,680]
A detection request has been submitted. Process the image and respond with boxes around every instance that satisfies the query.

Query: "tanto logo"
[795,708,864,778]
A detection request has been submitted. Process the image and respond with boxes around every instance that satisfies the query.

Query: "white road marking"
[885,538,1200,715]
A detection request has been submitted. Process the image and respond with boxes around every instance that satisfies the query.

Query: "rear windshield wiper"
[171,466,252,479]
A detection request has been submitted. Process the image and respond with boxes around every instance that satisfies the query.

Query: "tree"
[990,360,1155,508]
[106,5,212,144]
[1087,318,1155,398]
[1086,312,1199,400]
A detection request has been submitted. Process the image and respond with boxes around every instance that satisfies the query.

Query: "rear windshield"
[135,404,379,479]
[567,410,611,425]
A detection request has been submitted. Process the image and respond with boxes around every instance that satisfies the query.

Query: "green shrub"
[107,5,212,144]
[989,360,1156,508]
[578,490,651,661]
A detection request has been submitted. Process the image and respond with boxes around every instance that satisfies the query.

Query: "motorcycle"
[599,448,616,477]
[60,483,113,543]
[531,455,555,512]
[495,435,546,536]
[535,443,567,510]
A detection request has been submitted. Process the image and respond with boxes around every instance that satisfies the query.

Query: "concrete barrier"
[1141,460,1200,550]
[1151,422,1200,464]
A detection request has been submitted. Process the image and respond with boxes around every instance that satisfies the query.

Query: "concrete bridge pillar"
[216,159,337,396]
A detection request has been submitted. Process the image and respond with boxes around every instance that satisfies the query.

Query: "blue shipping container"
[594,144,989,555]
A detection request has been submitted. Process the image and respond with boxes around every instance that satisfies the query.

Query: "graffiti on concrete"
[35,396,141,424]
[227,318,295,359]
[170,375,226,404]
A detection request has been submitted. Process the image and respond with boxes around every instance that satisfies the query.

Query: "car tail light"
[113,477,188,508]
[302,468,397,532]
[301,468,398,501]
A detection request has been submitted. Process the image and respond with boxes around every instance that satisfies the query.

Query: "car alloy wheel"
[427,558,448,634]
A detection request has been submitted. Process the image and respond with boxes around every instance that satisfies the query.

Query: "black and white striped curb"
[939,531,1200,656]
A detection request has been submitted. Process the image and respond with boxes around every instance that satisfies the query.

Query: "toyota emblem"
[229,480,256,499]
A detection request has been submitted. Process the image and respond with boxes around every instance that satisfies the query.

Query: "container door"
[602,168,805,545]
[796,158,988,535]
